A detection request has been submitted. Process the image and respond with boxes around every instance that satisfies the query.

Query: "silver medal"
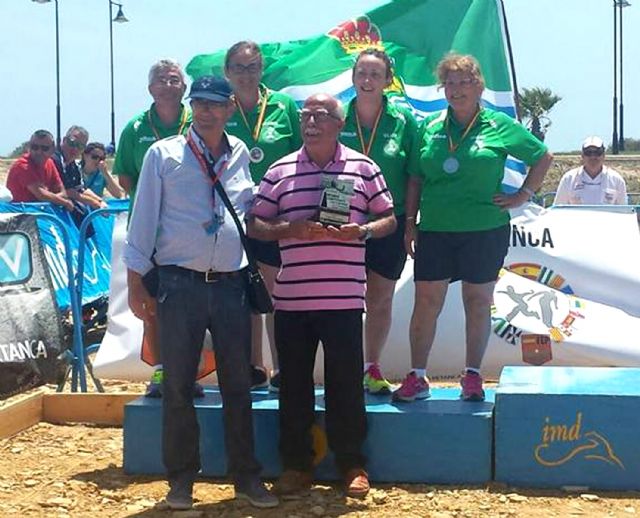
[249,146,264,163]
[443,156,460,174]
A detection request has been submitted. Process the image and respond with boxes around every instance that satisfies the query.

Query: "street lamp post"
[612,0,619,154]
[109,1,129,154]
[32,0,61,148]
[618,0,630,152]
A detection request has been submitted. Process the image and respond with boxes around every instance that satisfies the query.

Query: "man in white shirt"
[554,136,627,205]
[123,75,278,511]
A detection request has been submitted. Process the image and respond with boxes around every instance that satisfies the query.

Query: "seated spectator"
[80,143,124,199]
[53,125,106,210]
[554,136,627,205]
[6,129,73,210]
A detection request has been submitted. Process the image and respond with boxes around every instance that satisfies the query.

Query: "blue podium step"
[124,387,494,484]
[495,366,640,490]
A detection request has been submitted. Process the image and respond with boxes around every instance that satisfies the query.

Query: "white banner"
[94,204,640,381]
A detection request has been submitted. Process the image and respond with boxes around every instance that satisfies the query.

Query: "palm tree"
[517,87,562,141]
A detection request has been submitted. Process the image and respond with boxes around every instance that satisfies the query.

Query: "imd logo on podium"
[534,412,624,469]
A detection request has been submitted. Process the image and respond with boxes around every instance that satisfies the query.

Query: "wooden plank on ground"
[0,391,44,439]
[42,393,140,426]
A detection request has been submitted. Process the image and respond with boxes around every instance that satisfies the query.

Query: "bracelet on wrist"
[519,186,535,198]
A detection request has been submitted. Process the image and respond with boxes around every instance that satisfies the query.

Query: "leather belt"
[160,265,246,283]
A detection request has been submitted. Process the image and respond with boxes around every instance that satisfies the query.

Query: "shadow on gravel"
[72,465,164,490]
[127,485,368,518]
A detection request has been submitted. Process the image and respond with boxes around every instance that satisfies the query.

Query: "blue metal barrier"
[73,200,129,392]
[0,209,82,390]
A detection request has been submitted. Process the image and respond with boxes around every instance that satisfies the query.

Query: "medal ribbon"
[355,104,383,157]
[446,108,481,154]
[236,86,269,142]
[147,107,189,141]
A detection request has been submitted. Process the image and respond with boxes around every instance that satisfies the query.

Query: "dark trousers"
[275,309,367,473]
[157,267,261,485]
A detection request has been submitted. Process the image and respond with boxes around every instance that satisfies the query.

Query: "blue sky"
[1,0,638,155]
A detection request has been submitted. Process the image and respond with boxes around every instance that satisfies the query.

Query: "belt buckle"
[204,270,217,283]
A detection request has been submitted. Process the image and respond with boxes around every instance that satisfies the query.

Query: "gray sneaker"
[235,478,279,508]
[163,474,194,510]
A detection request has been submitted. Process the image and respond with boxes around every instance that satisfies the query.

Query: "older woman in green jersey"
[224,41,302,392]
[396,53,553,403]
[339,48,417,394]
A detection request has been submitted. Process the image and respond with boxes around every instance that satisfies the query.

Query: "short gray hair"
[332,100,345,121]
[148,58,185,85]
[65,125,89,141]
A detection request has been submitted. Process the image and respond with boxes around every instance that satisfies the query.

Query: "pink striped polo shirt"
[252,143,393,311]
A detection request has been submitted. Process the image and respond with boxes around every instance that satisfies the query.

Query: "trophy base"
[318,209,350,226]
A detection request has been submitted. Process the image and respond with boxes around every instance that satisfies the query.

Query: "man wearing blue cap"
[123,75,278,510]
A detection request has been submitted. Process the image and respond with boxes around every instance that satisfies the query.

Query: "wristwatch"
[359,224,373,242]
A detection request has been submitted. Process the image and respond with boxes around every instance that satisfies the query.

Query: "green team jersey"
[113,103,191,200]
[225,86,302,183]
[410,107,547,232]
[340,97,417,216]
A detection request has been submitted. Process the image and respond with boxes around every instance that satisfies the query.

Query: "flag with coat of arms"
[186,0,526,191]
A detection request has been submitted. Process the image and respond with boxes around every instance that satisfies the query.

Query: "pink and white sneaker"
[392,372,430,402]
[460,371,485,401]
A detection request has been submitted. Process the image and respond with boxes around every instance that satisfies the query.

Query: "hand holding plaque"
[317,174,355,226]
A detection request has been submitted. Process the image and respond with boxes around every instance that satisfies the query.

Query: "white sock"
[153,364,163,371]
[465,367,481,375]
[411,368,427,379]
[364,362,374,373]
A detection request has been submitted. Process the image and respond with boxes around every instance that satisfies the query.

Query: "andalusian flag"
[186,0,525,191]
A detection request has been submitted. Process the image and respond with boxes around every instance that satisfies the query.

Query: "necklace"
[443,107,481,174]
[236,86,269,163]
[355,102,383,156]
[147,106,188,141]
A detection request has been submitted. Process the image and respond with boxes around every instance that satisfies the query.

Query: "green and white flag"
[187,0,525,190]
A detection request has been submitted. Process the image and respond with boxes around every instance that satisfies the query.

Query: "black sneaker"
[251,365,269,389]
[268,372,280,393]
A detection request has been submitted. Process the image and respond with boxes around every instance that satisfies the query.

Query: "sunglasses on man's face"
[90,154,105,161]
[66,138,85,150]
[583,148,604,157]
[30,144,51,152]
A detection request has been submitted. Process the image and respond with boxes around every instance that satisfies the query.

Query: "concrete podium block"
[495,366,640,490]
[124,387,494,484]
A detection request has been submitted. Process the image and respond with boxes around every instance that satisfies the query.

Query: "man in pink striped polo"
[249,93,396,498]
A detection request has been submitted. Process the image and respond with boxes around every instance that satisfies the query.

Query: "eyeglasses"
[300,109,340,123]
[153,76,183,87]
[30,143,51,152]
[583,148,604,157]
[443,78,478,88]
[191,99,230,110]
[227,62,262,75]
[90,154,105,161]
[65,138,86,150]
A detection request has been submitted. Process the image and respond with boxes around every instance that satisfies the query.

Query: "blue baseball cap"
[188,75,233,102]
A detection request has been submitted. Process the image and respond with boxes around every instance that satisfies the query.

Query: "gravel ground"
[2,383,640,518]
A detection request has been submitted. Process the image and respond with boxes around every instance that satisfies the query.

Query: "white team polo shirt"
[554,166,627,205]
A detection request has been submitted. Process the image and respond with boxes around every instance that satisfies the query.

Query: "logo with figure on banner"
[0,232,33,285]
[534,412,624,470]
[492,267,586,364]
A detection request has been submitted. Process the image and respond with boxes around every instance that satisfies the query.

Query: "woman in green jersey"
[396,53,553,403]
[340,49,417,395]
[224,41,302,392]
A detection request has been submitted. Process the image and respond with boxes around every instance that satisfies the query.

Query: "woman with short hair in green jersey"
[224,41,302,393]
[396,53,553,403]
[339,48,418,395]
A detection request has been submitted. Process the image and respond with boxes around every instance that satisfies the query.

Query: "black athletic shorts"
[365,214,407,281]
[414,224,510,283]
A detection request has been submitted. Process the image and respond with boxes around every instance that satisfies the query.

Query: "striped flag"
[186,0,526,191]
